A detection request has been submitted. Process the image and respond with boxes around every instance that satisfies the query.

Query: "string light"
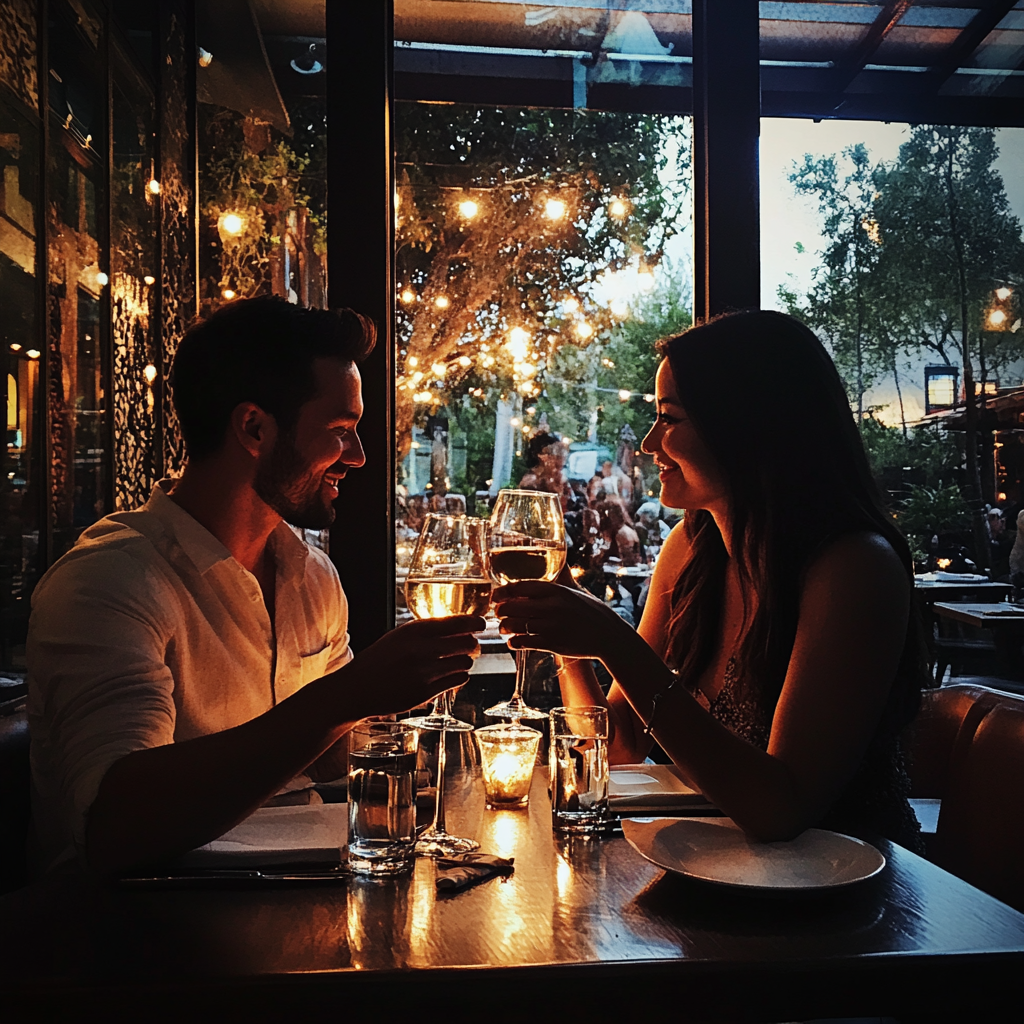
[400,289,416,304]
[96,272,108,287]
[458,199,479,219]
[544,198,567,221]
[222,288,235,300]
[219,212,245,236]
[26,349,40,359]
[457,355,472,368]
[414,391,433,403]
[9,344,22,352]
[143,275,155,285]
[143,364,158,384]
[996,286,1013,301]
[507,327,530,360]
[608,198,628,218]
[431,362,446,377]
[643,393,655,402]
[435,296,450,309]
[618,389,632,402]
[147,179,161,195]
[407,356,418,367]
[989,309,1007,327]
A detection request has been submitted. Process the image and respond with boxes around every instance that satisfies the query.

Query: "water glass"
[347,719,419,876]
[549,706,609,834]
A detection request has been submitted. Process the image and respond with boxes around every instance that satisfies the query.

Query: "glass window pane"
[394,101,693,632]
[46,0,110,559]
[0,86,43,671]
[761,117,1024,568]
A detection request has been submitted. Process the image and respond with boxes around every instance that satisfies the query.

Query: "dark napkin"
[435,853,515,892]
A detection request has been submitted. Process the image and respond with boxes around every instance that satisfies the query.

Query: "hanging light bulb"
[575,322,593,340]
[435,295,450,309]
[147,179,161,195]
[219,212,245,236]
[608,198,628,218]
[400,289,416,304]
[222,288,236,300]
[143,364,158,384]
[544,197,567,221]
[458,199,479,219]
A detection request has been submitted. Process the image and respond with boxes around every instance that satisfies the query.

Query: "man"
[27,298,483,876]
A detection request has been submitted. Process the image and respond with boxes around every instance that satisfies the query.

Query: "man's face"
[254,358,365,529]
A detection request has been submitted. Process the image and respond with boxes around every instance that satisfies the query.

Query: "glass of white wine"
[403,513,489,857]
[486,489,566,721]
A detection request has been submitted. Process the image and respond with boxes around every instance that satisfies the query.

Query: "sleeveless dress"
[690,657,924,852]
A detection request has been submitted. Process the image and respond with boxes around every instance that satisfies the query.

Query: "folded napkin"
[435,853,515,892]
[609,764,710,812]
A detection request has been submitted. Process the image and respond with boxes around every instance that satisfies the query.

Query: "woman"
[494,311,926,848]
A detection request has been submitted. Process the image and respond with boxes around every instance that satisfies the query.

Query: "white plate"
[622,817,885,892]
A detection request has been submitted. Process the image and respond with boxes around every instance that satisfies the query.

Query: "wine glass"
[404,514,491,732]
[486,489,566,721]
[403,513,488,857]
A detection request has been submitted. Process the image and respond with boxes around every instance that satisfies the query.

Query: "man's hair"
[170,297,376,460]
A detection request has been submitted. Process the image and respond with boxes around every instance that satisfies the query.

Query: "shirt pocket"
[298,645,332,686]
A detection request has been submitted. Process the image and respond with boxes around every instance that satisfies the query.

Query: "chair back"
[934,702,1024,912]
[0,697,30,892]
[905,683,1014,798]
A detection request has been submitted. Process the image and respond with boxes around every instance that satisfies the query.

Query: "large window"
[393,102,692,624]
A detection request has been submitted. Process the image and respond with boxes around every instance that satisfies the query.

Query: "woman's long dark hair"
[659,310,924,726]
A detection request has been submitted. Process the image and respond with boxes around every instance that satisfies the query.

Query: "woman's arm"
[497,532,909,840]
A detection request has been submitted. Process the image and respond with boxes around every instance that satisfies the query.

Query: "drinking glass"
[404,514,491,732]
[347,719,419,875]
[403,513,488,857]
[486,489,566,721]
[549,706,609,834]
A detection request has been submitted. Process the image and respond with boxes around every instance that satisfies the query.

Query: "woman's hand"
[491,580,626,661]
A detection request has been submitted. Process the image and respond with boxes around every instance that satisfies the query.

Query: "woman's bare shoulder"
[802,531,909,612]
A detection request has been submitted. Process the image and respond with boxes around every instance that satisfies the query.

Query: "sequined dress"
[691,657,923,852]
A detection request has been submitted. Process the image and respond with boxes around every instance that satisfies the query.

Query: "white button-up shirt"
[27,481,352,872]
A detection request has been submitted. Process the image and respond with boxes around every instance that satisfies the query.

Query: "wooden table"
[932,601,1024,628]
[2,771,1023,1022]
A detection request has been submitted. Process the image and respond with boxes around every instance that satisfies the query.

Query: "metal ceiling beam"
[926,0,1020,90]
[830,0,914,103]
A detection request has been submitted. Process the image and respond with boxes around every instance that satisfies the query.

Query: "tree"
[394,104,691,463]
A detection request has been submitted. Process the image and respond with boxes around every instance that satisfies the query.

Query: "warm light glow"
[143,275,155,285]
[435,295,450,309]
[222,288,236,300]
[400,289,416,304]
[601,357,615,368]
[458,199,479,219]
[96,272,109,287]
[482,355,495,368]
[643,393,655,402]
[510,417,521,428]
[563,297,579,314]
[937,558,952,569]
[197,47,213,68]
[507,327,530,360]
[476,724,541,808]
[26,349,40,360]
[147,179,161,195]
[996,286,1012,301]
[999,492,1008,502]
[431,362,446,377]
[410,371,424,383]
[457,355,472,368]
[618,389,632,401]
[544,197,567,221]
[575,322,593,340]
[570,565,585,580]
[9,344,21,352]
[989,309,1008,327]
[414,390,433,403]
[143,364,158,384]
[608,198,628,218]
[219,212,245,236]
[407,356,419,367]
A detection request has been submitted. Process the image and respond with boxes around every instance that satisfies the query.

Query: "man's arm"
[86,616,483,874]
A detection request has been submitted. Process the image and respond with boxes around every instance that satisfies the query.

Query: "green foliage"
[394,102,691,456]
[896,484,970,542]
[860,416,964,490]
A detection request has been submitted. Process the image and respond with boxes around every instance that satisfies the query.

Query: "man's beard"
[253,432,338,530]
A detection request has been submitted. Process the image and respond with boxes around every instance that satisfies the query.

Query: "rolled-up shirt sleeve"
[28,543,177,855]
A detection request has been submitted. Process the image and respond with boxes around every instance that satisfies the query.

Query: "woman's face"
[641,360,726,512]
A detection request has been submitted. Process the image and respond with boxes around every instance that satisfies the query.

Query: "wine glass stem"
[511,648,527,705]
[431,724,448,836]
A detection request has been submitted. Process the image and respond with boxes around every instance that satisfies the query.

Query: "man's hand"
[342,614,486,717]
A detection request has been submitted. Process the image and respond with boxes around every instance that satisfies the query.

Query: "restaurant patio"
[2,2,1024,1019]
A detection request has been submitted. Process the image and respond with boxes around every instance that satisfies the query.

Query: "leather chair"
[933,701,1024,912]
[905,683,1015,798]
[0,696,30,893]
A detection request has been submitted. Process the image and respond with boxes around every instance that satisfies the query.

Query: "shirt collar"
[145,479,310,582]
